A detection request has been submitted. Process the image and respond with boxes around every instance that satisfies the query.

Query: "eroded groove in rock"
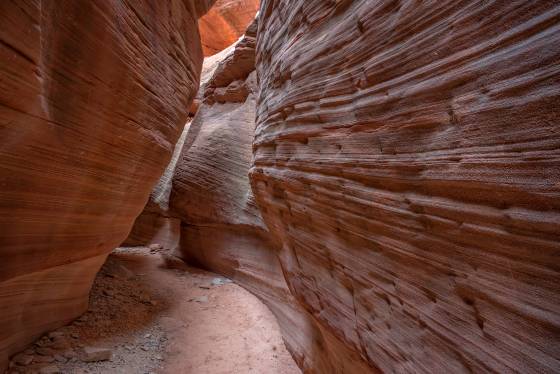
[0,0,213,368]
[251,1,560,373]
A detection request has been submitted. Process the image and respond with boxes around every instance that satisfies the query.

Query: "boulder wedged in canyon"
[251,1,560,373]
[0,0,213,368]
[198,0,260,56]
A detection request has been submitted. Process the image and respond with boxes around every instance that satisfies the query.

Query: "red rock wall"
[122,116,193,251]
[123,213,181,251]
[199,0,260,56]
[251,1,560,373]
[0,0,213,368]
[170,19,260,228]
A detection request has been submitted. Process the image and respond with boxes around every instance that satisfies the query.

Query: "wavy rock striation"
[0,0,213,368]
[251,1,560,373]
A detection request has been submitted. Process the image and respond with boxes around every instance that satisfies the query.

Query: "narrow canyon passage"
[6,247,300,374]
[1,1,559,373]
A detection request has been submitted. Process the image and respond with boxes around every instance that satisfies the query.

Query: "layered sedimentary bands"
[170,18,269,291]
[250,0,560,373]
[198,0,260,56]
[0,0,213,369]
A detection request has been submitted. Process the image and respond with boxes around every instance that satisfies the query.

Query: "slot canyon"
[1,0,559,373]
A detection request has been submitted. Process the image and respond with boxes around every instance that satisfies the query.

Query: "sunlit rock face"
[199,0,260,56]
[251,1,560,373]
[0,0,213,368]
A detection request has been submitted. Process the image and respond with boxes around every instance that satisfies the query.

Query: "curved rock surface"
[122,116,191,251]
[251,1,560,373]
[0,0,212,368]
[199,0,260,56]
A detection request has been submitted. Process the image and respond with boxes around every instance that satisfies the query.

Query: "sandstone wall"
[251,1,560,372]
[0,0,213,368]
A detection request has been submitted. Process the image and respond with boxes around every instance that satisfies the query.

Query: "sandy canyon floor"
[5,247,300,374]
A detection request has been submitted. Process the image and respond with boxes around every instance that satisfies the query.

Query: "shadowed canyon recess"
[1,0,559,373]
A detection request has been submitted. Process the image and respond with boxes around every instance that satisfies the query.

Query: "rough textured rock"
[251,1,560,373]
[199,0,260,56]
[80,347,112,362]
[0,0,213,369]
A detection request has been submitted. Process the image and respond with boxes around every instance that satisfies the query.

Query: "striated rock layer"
[251,1,560,373]
[0,0,213,368]
[199,0,260,56]
[170,19,265,292]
